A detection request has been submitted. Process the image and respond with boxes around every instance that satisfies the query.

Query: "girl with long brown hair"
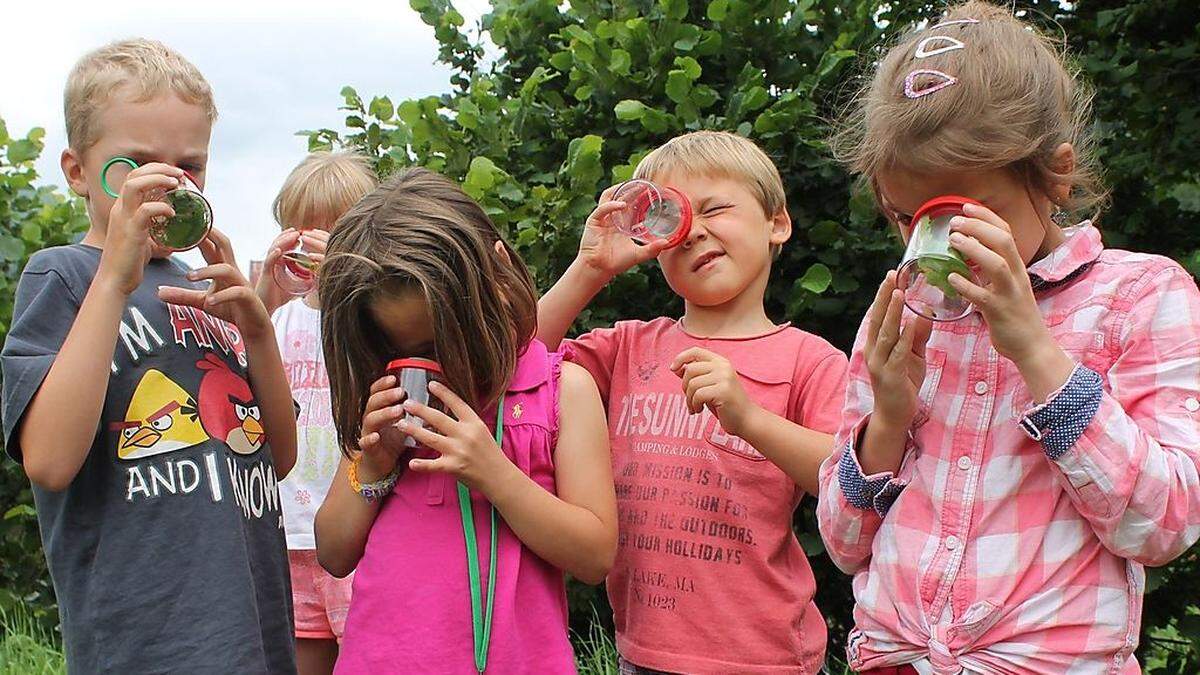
[313,167,616,673]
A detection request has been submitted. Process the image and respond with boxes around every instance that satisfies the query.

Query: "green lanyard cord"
[457,394,503,673]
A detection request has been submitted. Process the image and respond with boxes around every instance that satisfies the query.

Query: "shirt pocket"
[704,363,793,462]
[1010,315,1109,418]
[913,349,948,428]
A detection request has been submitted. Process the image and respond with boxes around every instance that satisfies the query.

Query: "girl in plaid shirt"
[818,2,1200,673]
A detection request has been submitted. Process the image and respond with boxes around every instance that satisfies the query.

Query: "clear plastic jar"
[608,179,693,248]
[896,195,982,322]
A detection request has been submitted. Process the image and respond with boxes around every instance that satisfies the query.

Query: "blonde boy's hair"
[65,38,217,152]
[273,152,378,230]
[634,131,787,257]
[634,130,787,219]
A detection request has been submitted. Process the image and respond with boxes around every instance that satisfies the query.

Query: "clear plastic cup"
[608,180,692,248]
[101,157,213,252]
[273,245,319,297]
[386,358,443,448]
[896,196,982,322]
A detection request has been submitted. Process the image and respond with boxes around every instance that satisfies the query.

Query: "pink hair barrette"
[904,69,958,99]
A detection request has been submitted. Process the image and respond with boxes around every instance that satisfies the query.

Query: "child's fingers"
[950,216,1024,275]
[202,286,256,309]
[362,403,405,435]
[271,229,302,251]
[908,316,934,359]
[598,185,621,204]
[670,347,713,373]
[684,373,720,413]
[961,202,1011,233]
[300,232,329,254]
[200,228,238,268]
[397,419,448,452]
[408,456,452,475]
[677,360,716,385]
[156,285,206,307]
[187,262,241,285]
[427,381,478,424]
[402,398,458,435]
[690,384,722,415]
[119,173,181,205]
[864,271,898,355]
[358,431,381,451]
[947,273,990,309]
[874,290,905,357]
[634,238,670,262]
[948,232,1010,288]
[368,375,397,396]
[364,384,405,413]
[888,318,920,368]
[132,201,175,229]
[589,200,628,227]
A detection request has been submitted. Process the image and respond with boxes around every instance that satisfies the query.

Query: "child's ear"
[768,208,792,246]
[61,148,88,199]
[1049,142,1076,206]
[493,239,513,265]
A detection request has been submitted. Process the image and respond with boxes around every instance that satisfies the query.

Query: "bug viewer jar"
[608,179,693,249]
[101,156,213,252]
[896,195,984,322]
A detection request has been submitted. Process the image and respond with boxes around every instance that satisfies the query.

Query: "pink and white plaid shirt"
[818,224,1200,674]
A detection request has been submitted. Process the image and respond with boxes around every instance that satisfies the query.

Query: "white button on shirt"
[1185,397,1200,413]
[945,535,961,551]
[974,381,988,395]
[957,456,972,470]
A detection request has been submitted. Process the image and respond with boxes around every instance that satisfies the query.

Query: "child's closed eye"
[702,204,733,216]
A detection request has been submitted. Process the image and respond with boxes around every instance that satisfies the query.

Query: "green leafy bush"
[0,118,90,634]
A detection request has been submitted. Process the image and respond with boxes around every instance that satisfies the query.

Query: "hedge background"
[2,0,1198,670]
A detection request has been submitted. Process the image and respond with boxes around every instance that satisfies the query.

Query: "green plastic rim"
[101,156,139,199]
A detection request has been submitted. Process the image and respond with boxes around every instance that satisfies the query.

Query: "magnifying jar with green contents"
[101,156,213,252]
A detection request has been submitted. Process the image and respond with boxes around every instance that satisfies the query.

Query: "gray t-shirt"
[1,245,296,674]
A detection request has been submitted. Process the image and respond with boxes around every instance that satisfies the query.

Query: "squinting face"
[876,166,1059,265]
[655,172,790,307]
[67,89,212,259]
[368,288,437,361]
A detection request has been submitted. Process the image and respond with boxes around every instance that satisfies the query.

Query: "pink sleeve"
[816,320,916,574]
[789,343,849,434]
[1048,264,1200,566]
[562,324,622,404]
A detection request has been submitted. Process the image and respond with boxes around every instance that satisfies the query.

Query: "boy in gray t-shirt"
[0,40,297,673]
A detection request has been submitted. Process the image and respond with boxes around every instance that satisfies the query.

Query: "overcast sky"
[1,0,490,271]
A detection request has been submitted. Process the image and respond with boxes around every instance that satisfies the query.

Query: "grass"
[0,607,65,675]
[0,601,851,675]
[572,613,854,675]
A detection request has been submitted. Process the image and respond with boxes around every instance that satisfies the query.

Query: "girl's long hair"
[319,167,538,457]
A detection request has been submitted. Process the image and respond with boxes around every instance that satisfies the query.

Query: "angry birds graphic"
[110,370,210,460]
[196,354,265,455]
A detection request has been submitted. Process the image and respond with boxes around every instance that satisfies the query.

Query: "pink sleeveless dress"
[335,341,575,674]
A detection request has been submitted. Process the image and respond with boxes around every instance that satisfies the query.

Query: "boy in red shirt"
[538,131,848,673]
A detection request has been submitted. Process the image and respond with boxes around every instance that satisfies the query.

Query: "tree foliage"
[0,118,90,631]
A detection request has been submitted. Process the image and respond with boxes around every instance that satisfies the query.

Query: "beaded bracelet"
[348,455,401,503]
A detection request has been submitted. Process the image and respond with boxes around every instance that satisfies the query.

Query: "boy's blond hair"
[273,152,378,231]
[634,130,787,220]
[65,38,217,152]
